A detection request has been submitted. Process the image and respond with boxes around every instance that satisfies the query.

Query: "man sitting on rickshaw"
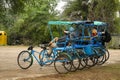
[47,30,70,55]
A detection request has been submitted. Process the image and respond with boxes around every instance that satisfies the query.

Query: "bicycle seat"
[39,44,48,49]
[28,46,33,50]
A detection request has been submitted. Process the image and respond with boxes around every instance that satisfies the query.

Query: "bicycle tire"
[70,52,81,72]
[78,58,87,70]
[95,47,110,65]
[99,49,110,64]
[85,49,98,68]
[96,47,106,65]
[17,50,33,69]
[61,51,80,72]
[76,49,87,70]
[93,47,105,65]
[104,49,110,62]
[54,53,72,74]
[97,54,106,65]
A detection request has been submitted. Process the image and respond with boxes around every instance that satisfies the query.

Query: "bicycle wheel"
[76,49,87,70]
[54,53,72,74]
[96,48,106,65]
[62,51,80,72]
[96,47,109,65]
[71,57,80,72]
[93,47,105,65]
[39,50,54,66]
[85,56,95,68]
[85,54,98,67]
[70,53,81,72]
[99,49,110,64]
[17,50,33,69]
[78,58,87,70]
[97,54,106,65]
[104,49,110,62]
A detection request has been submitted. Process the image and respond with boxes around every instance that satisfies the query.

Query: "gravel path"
[0,46,120,80]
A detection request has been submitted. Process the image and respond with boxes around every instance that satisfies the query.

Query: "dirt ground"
[0,46,120,80]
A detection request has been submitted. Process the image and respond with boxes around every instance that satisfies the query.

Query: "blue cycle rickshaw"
[17,20,110,74]
[17,21,81,74]
[71,21,110,67]
[48,20,110,70]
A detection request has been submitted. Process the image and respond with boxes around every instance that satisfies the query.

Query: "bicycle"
[17,44,74,73]
[17,45,54,69]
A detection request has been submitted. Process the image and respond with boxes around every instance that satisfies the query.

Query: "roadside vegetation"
[0,0,120,47]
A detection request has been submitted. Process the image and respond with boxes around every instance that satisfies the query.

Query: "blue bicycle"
[17,45,54,69]
[17,44,74,73]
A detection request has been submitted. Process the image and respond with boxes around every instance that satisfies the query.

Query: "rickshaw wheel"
[54,53,72,74]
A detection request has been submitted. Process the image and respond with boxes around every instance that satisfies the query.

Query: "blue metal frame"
[28,48,58,66]
[47,20,108,56]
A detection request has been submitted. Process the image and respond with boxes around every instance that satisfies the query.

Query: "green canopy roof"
[94,21,107,26]
[48,21,84,25]
[48,21,107,26]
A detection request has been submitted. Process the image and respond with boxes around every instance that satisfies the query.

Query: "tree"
[62,0,118,32]
[0,0,26,27]
[62,0,89,20]
[88,0,118,32]
[7,0,57,45]
[114,0,120,33]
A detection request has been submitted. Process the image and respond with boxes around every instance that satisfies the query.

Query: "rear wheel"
[76,49,87,70]
[99,49,110,64]
[85,49,98,68]
[78,58,87,70]
[104,49,110,62]
[17,51,33,69]
[85,56,98,68]
[71,56,80,72]
[97,54,106,65]
[54,53,72,74]
[95,47,109,65]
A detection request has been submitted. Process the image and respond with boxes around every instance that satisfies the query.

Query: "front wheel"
[17,50,33,69]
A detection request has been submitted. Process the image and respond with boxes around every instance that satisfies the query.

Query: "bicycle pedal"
[40,64,44,66]
[46,54,51,57]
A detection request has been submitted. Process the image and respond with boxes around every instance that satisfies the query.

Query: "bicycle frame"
[28,46,64,66]
[28,49,45,66]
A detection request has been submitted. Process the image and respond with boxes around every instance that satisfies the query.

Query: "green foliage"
[114,18,120,33]
[88,0,118,32]
[63,0,118,32]
[63,0,88,20]
[0,0,57,45]
[0,0,120,45]
[16,0,57,45]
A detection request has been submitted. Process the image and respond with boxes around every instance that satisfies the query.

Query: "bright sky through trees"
[55,0,67,13]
